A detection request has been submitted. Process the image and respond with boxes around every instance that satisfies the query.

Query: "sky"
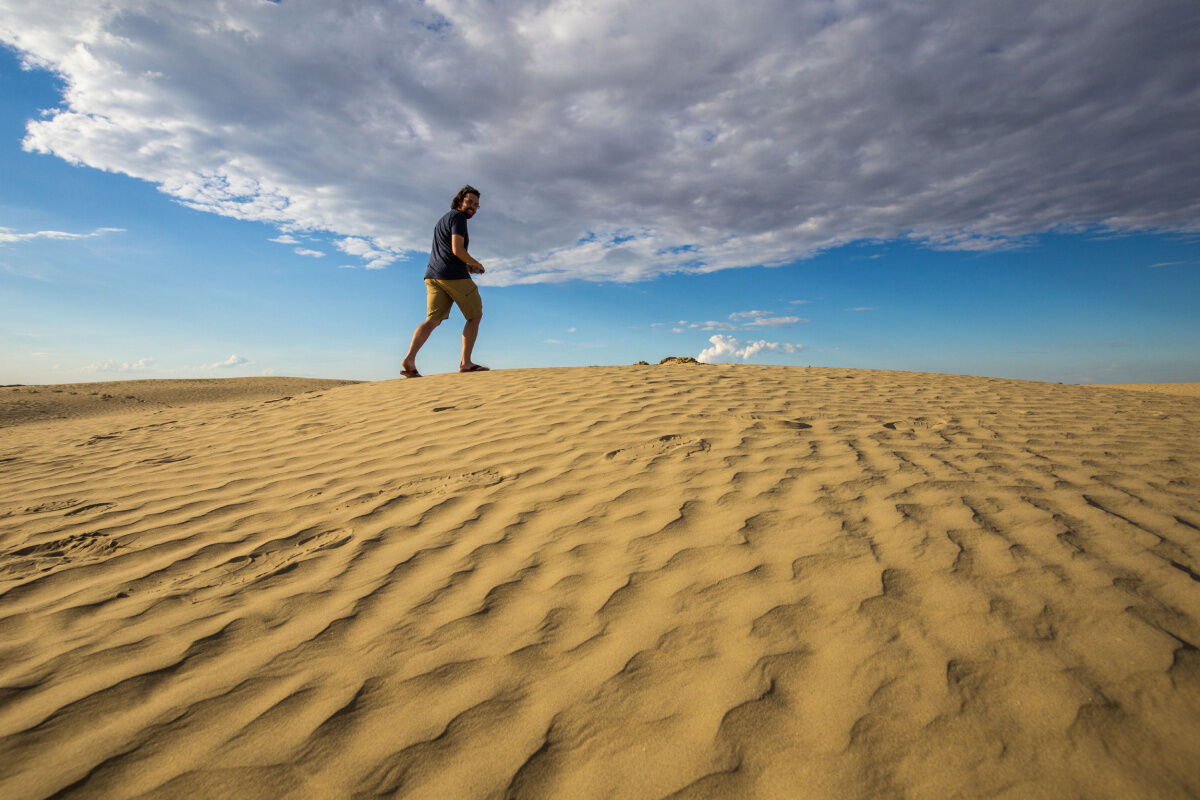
[2,0,1198,385]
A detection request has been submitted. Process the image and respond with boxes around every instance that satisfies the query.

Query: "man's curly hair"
[451,185,480,210]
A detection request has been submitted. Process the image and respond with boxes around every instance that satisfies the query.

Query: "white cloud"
[269,234,299,244]
[679,320,739,331]
[1148,260,1187,268]
[696,335,801,363]
[0,226,123,244]
[669,311,804,331]
[335,237,401,270]
[747,316,805,327]
[847,307,874,312]
[203,354,252,369]
[3,1,1198,285]
[83,356,153,372]
[730,311,805,327]
[293,247,325,258]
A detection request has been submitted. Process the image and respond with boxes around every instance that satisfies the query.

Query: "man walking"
[402,185,489,377]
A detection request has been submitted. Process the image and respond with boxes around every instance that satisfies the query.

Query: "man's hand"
[452,234,484,274]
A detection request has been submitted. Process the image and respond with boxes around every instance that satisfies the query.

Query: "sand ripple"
[2,367,1199,798]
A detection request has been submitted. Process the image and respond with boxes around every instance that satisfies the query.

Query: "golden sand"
[0,377,359,427]
[2,367,1198,798]
[1085,382,1200,397]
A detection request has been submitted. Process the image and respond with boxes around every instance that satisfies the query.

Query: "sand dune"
[1,366,1198,799]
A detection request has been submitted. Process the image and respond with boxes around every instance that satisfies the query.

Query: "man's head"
[452,185,480,217]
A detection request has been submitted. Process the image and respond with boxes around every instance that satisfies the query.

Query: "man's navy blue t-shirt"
[425,210,471,280]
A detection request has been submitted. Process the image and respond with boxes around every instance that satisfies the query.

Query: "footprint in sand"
[605,434,711,463]
[139,455,191,465]
[78,432,122,447]
[882,417,951,432]
[0,531,118,580]
[64,502,116,516]
[335,470,507,515]
[704,412,812,431]
[192,528,356,590]
[21,498,86,514]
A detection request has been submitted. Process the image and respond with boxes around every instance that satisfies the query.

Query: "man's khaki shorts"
[425,278,482,322]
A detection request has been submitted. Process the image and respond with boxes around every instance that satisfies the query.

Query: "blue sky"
[2,1,1198,385]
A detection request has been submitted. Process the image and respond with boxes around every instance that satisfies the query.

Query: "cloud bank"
[3,0,1198,284]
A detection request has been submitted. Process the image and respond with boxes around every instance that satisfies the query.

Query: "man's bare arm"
[451,234,484,274]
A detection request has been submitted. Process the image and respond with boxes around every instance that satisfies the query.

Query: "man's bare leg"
[460,316,483,371]
[402,317,441,374]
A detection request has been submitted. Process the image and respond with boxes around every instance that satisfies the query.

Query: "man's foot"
[401,368,422,378]
[459,364,489,372]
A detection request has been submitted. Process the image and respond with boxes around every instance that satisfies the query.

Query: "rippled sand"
[2,367,1198,799]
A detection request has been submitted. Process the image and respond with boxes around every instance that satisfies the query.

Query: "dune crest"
[1085,382,1200,397]
[0,377,359,428]
[2,366,1198,798]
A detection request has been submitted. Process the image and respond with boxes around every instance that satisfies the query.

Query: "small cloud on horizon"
[696,334,801,363]
[203,354,253,369]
